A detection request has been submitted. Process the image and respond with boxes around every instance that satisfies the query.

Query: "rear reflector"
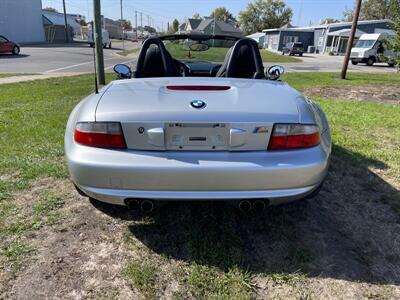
[166,85,231,91]
[74,122,126,149]
[268,124,320,150]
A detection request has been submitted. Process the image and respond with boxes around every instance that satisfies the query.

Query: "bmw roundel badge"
[190,100,206,109]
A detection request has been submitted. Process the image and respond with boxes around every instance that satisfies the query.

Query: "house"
[42,10,81,42]
[263,19,393,55]
[246,32,266,48]
[179,18,242,37]
[0,0,45,43]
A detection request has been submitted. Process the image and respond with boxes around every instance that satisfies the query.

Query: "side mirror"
[266,65,285,81]
[113,64,132,79]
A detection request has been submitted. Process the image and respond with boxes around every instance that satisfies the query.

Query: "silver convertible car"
[65,34,331,212]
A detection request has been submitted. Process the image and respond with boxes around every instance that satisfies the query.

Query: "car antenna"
[91,27,99,94]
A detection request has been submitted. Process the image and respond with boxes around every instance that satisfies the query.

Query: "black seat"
[216,38,264,79]
[135,37,180,78]
[141,47,165,78]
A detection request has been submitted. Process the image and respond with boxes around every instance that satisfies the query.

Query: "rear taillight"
[74,122,127,149]
[268,124,320,150]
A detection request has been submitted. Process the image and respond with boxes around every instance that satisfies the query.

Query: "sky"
[41,0,356,30]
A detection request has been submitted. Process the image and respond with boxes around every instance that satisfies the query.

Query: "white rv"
[88,29,112,49]
[350,33,396,67]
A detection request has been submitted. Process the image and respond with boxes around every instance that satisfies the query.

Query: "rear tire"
[108,42,112,49]
[366,57,375,66]
[388,63,395,67]
[12,46,20,55]
[282,52,285,55]
[351,60,358,65]
[299,53,303,57]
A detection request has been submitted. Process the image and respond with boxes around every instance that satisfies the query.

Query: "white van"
[88,29,112,49]
[350,33,396,67]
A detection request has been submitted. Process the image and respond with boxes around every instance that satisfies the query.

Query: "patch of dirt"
[304,84,400,104]
[0,180,139,299]
[1,154,400,299]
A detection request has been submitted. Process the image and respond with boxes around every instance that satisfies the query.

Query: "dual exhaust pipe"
[125,199,154,212]
[125,198,268,213]
[238,199,269,212]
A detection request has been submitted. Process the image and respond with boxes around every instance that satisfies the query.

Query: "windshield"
[163,38,236,63]
[355,40,376,48]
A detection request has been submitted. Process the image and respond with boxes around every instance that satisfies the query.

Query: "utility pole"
[341,0,362,79]
[93,0,105,85]
[120,0,125,50]
[135,10,138,41]
[140,12,143,36]
[212,15,216,47]
[62,0,69,43]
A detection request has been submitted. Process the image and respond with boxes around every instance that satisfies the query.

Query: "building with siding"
[263,19,393,55]
[42,11,81,42]
[0,0,45,43]
[179,18,242,37]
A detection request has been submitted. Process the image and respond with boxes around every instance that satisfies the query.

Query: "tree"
[192,13,202,20]
[391,11,400,69]
[238,0,292,34]
[43,7,58,13]
[343,0,400,21]
[210,7,236,23]
[143,26,156,34]
[172,19,180,33]
[320,18,340,25]
[76,19,87,26]
[118,19,132,31]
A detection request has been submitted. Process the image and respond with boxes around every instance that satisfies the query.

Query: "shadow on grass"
[92,145,400,285]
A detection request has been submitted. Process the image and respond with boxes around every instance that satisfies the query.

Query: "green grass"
[184,264,253,299]
[0,240,31,273]
[283,72,400,91]
[164,42,300,63]
[124,260,157,297]
[283,72,400,183]
[116,48,140,56]
[0,75,112,201]
[0,73,37,79]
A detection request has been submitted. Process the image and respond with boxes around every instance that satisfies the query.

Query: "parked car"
[88,29,112,49]
[282,42,304,56]
[0,35,20,55]
[65,34,331,213]
[350,33,397,67]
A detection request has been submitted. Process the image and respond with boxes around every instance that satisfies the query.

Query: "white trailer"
[88,29,112,49]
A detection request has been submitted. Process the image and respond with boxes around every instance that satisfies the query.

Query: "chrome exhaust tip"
[141,200,154,213]
[238,200,252,212]
[125,199,140,210]
[252,199,267,211]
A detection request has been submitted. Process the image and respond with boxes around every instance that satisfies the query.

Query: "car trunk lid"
[96,77,301,151]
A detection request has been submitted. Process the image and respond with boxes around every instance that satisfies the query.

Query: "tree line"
[169,0,400,35]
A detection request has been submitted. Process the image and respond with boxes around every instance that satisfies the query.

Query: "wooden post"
[341,0,362,79]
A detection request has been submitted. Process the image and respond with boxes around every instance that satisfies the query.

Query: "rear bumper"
[66,141,330,205]
[78,183,322,205]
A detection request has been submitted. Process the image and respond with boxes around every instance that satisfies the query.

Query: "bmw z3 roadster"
[65,34,331,212]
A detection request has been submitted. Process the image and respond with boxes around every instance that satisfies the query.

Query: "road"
[0,41,396,74]
[0,41,138,74]
[277,53,397,73]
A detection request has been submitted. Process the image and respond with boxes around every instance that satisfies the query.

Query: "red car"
[0,35,20,55]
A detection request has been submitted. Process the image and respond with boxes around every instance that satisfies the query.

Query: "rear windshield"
[293,43,303,47]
